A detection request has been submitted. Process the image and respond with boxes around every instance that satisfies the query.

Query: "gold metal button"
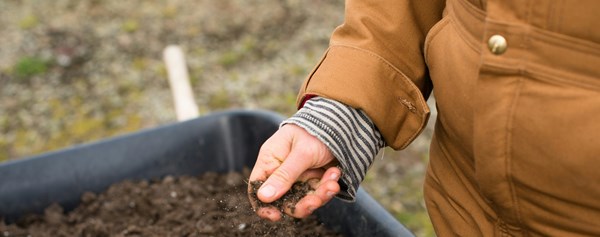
[488,35,507,55]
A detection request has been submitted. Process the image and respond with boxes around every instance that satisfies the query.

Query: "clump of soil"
[249,180,314,215]
[0,171,341,237]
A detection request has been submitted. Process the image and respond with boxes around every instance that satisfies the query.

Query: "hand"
[248,124,341,221]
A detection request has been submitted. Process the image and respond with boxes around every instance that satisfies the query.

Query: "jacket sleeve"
[297,0,445,149]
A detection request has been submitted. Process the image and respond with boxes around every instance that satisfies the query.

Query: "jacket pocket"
[424,16,451,65]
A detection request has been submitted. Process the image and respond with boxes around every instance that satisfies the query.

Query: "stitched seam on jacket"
[505,76,525,230]
[451,0,485,53]
[424,17,451,65]
[299,48,330,107]
[433,128,485,232]
[529,21,600,55]
[449,14,480,53]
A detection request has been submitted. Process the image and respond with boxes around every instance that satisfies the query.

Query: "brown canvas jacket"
[297,0,600,235]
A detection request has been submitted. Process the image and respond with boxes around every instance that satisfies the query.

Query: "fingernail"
[326,191,335,198]
[330,172,339,181]
[259,184,276,198]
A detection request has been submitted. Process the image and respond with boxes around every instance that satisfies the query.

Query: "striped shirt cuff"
[281,97,385,202]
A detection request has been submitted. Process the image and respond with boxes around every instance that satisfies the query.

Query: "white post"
[163,45,199,121]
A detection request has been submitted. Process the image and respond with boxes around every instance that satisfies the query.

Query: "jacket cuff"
[282,97,385,202]
[297,45,430,150]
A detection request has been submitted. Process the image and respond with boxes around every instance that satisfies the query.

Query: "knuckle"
[271,168,293,184]
[258,143,274,158]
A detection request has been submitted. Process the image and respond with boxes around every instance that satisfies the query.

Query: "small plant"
[19,15,39,29]
[121,19,139,33]
[218,50,242,68]
[14,57,48,78]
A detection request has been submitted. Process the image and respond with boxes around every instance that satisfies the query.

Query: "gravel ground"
[0,1,436,236]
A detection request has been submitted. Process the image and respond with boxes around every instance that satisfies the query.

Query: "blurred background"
[0,0,436,236]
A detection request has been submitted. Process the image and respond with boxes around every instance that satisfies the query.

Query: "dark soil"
[249,180,314,215]
[0,171,341,237]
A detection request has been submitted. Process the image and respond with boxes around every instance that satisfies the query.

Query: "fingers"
[297,168,327,182]
[253,167,341,221]
[256,145,314,203]
[285,166,341,218]
[314,167,342,202]
[256,206,283,222]
[248,132,293,182]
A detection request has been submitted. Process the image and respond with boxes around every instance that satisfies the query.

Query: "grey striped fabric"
[282,97,385,201]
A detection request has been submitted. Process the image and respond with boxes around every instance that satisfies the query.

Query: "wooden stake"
[163,45,199,121]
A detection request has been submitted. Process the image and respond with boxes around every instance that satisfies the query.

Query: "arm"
[248,97,383,221]
[249,0,445,221]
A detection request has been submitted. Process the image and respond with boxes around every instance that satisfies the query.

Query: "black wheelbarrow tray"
[0,110,414,237]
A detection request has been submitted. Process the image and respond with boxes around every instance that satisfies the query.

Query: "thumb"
[257,145,314,203]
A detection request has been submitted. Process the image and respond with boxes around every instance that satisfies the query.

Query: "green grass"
[19,15,39,29]
[14,57,48,78]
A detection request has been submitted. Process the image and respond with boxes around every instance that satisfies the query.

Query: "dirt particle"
[81,192,97,204]
[162,175,175,184]
[195,219,215,234]
[238,223,247,230]
[43,203,64,225]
